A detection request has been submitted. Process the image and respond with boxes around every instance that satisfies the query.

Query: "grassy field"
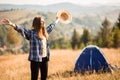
[0,49,120,80]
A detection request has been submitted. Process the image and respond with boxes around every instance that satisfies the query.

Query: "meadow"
[0,48,120,80]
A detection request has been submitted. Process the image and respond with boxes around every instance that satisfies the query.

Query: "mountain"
[0,3,120,39]
[0,2,120,15]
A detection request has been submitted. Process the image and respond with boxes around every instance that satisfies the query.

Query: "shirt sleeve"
[46,22,57,34]
[14,25,31,40]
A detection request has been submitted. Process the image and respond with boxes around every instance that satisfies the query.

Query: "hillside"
[0,2,120,40]
[0,9,82,40]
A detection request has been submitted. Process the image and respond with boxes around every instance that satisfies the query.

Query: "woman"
[0,16,58,80]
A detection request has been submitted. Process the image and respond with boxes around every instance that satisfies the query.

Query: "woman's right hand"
[0,19,12,25]
[0,19,16,28]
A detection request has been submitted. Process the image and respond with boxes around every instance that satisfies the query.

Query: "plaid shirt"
[15,22,56,62]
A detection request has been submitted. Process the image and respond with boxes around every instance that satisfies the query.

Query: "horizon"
[0,2,120,7]
[0,0,120,6]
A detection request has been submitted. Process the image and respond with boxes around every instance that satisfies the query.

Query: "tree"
[94,32,103,47]
[116,13,120,29]
[112,14,120,48]
[80,28,92,46]
[0,25,7,46]
[113,27,120,48]
[7,27,22,47]
[96,17,113,47]
[50,37,71,49]
[71,28,80,50]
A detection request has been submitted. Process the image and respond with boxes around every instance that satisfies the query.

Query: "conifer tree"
[80,28,92,46]
[96,17,113,47]
[71,28,80,49]
[112,13,120,48]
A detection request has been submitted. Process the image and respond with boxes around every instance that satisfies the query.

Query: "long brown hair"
[32,16,48,39]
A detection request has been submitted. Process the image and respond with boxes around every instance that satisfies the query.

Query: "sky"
[0,0,120,5]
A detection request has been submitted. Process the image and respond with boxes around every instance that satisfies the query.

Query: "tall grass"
[0,48,120,80]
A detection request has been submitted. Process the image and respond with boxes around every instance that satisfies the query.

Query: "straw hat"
[57,10,72,24]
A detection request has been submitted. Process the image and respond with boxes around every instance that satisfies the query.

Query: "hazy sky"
[0,0,120,5]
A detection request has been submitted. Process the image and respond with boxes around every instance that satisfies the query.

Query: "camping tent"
[74,45,111,73]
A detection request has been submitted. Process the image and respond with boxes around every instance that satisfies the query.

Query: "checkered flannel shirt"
[14,22,56,62]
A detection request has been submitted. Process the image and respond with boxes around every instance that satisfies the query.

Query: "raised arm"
[0,19,31,40]
[46,18,59,34]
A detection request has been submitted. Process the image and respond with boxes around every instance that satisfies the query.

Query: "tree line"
[50,14,120,49]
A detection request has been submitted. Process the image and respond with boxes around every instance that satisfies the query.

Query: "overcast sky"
[0,0,120,5]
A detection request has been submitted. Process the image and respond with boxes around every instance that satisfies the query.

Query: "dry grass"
[0,48,120,80]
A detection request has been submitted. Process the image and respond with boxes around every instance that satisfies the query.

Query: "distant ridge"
[0,2,120,15]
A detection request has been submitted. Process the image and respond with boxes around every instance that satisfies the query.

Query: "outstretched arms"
[0,17,59,39]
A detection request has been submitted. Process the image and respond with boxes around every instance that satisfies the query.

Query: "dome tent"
[74,45,111,74]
